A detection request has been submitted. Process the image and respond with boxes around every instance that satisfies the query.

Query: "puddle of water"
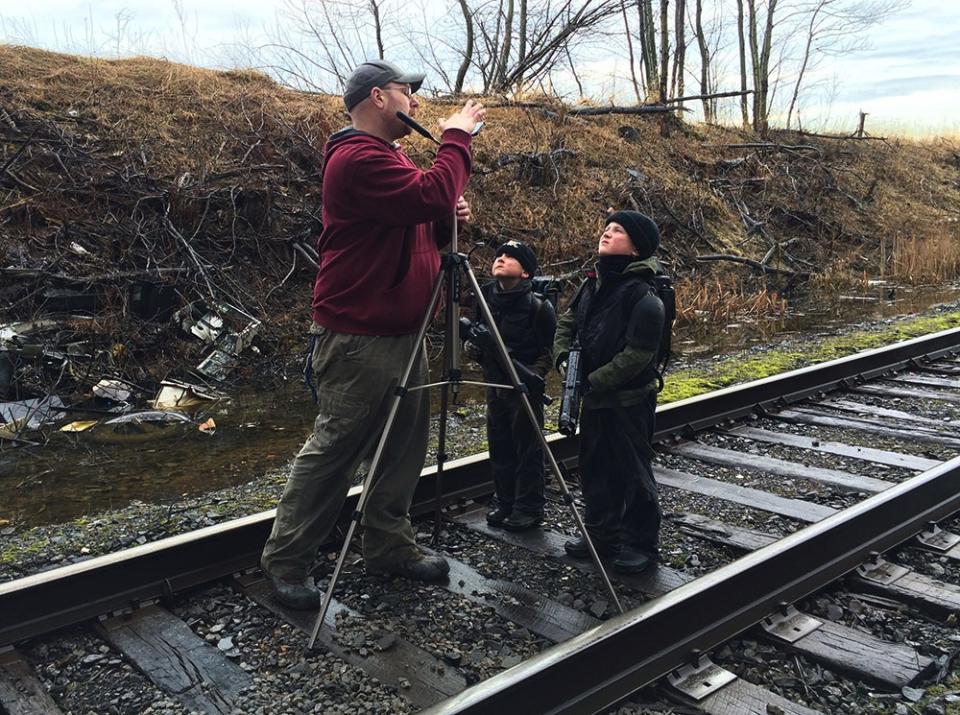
[676,283,960,359]
[2,281,958,528]
[0,382,318,527]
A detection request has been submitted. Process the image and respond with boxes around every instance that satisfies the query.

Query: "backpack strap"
[528,292,544,330]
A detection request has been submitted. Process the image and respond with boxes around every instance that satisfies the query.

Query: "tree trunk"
[746,0,765,133]
[454,0,475,94]
[637,0,659,100]
[671,0,686,100]
[497,0,515,89]
[736,0,750,129]
[757,0,778,135]
[622,0,643,103]
[369,0,385,59]
[517,0,528,87]
[658,0,669,102]
[694,0,713,123]
[786,1,823,130]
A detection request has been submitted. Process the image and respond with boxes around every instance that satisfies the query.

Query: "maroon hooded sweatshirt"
[312,127,472,335]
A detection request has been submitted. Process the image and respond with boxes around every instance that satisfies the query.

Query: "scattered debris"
[177,302,262,381]
[153,380,222,412]
[81,411,195,445]
[0,396,65,440]
[92,379,134,404]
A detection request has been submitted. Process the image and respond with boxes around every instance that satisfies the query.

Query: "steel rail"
[2,327,959,648]
[426,454,960,714]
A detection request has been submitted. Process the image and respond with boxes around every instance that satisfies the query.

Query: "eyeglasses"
[381,86,413,98]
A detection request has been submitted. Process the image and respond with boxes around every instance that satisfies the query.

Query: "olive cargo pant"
[261,325,430,580]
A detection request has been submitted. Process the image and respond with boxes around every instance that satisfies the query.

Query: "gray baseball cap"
[343,60,425,112]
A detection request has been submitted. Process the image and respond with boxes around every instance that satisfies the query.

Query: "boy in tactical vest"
[553,211,665,573]
[466,241,557,531]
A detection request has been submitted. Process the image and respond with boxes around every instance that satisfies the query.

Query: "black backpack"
[647,271,676,391]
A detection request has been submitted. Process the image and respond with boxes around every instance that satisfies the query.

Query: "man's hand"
[455,196,471,223]
[439,98,485,135]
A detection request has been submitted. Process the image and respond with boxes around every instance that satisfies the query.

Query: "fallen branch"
[568,104,682,116]
[706,142,822,154]
[1,267,192,283]
[695,254,811,279]
[794,130,888,142]
[664,90,753,104]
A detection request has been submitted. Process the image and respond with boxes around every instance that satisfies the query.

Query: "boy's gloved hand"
[464,340,483,362]
[554,352,569,376]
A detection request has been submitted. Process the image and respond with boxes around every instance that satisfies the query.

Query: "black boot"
[486,504,511,527]
[613,547,657,574]
[267,573,322,610]
[563,535,620,559]
[367,551,450,582]
[502,511,543,532]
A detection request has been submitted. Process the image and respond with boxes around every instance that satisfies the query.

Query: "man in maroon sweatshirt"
[261,60,485,609]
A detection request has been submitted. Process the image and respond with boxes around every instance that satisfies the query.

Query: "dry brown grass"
[674,274,788,326]
[889,233,960,284]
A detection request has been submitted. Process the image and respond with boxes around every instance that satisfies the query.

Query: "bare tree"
[693,0,713,122]
[670,0,687,100]
[454,0,475,94]
[735,0,751,128]
[473,0,622,94]
[784,0,899,129]
[637,0,659,99]
[658,0,669,101]
[746,0,778,134]
[622,0,644,102]
[369,0,385,59]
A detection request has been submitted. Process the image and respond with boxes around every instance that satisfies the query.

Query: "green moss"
[0,535,51,566]
[661,310,960,405]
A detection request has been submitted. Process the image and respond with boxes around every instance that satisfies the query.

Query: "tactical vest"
[574,272,661,391]
[481,282,544,368]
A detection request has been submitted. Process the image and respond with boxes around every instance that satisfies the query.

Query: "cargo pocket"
[312,386,371,452]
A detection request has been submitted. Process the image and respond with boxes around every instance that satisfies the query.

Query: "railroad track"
[3,328,960,714]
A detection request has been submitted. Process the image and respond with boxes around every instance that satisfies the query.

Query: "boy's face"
[598,222,638,257]
[492,254,529,280]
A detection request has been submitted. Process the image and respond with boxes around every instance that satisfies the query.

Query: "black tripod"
[305,121,623,653]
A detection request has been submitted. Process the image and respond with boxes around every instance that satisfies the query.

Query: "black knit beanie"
[495,240,538,276]
[606,210,660,259]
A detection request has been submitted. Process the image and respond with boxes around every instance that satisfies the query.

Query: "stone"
[902,686,924,702]
[217,637,234,651]
[375,632,397,652]
[500,655,522,668]
[826,604,844,621]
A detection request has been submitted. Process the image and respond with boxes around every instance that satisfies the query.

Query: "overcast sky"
[3,1,958,136]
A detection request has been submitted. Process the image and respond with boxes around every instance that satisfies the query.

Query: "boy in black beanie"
[466,240,557,531]
[552,210,665,573]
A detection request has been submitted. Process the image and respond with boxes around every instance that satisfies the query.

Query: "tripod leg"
[431,382,450,545]
[463,264,625,614]
[305,269,446,653]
